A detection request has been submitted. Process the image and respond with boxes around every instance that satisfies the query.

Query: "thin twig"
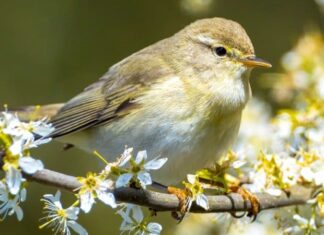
[25,168,310,213]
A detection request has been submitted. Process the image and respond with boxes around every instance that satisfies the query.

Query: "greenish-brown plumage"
[17,17,271,184]
[50,18,259,137]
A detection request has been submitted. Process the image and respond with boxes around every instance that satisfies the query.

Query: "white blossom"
[187,174,209,210]
[2,113,54,150]
[0,181,26,221]
[284,214,316,234]
[104,147,133,174]
[5,167,22,195]
[40,191,88,235]
[117,204,162,235]
[232,160,246,169]
[19,156,44,174]
[3,156,43,195]
[77,172,116,213]
[116,150,167,189]
[0,111,51,195]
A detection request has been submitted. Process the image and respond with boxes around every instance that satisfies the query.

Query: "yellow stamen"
[39,216,59,229]
[57,208,67,218]
[93,150,109,165]
[71,200,80,208]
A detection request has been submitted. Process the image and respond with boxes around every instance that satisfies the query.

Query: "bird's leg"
[167,186,193,222]
[152,181,193,222]
[229,183,260,221]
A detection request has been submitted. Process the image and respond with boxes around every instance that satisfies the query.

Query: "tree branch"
[25,168,310,213]
[0,149,310,213]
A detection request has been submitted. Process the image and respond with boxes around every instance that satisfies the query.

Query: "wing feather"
[50,88,107,137]
[50,39,173,138]
[50,83,145,138]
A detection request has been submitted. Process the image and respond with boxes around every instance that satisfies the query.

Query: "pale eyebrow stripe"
[196,35,215,46]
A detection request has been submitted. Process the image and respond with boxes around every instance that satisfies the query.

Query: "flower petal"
[67,220,88,235]
[20,188,27,202]
[30,138,52,148]
[314,171,324,186]
[6,167,22,195]
[97,191,117,208]
[9,139,24,155]
[80,192,95,213]
[137,172,152,188]
[119,148,133,167]
[117,209,133,226]
[144,157,168,170]
[284,226,300,233]
[293,214,308,225]
[66,206,80,220]
[32,124,55,137]
[132,205,144,223]
[99,180,114,190]
[116,173,133,188]
[265,188,282,196]
[186,174,196,184]
[135,150,147,164]
[232,160,246,169]
[19,157,44,174]
[44,191,63,208]
[300,167,314,182]
[147,222,162,234]
[14,205,24,221]
[196,194,209,210]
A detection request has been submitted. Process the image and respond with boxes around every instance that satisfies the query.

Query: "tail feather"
[5,103,64,122]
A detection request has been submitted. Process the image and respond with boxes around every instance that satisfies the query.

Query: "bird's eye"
[214,47,227,57]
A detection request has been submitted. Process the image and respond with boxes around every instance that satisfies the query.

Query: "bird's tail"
[3,103,64,122]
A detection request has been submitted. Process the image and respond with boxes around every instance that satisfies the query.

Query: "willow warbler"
[20,17,271,184]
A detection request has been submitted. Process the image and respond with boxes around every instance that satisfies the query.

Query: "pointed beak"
[239,55,272,69]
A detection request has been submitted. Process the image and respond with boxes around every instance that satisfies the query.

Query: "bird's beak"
[239,55,272,69]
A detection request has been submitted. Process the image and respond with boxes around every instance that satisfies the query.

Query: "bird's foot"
[167,186,193,223]
[229,185,260,221]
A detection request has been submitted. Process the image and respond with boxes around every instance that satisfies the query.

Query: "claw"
[236,187,260,221]
[167,186,193,223]
[230,211,246,219]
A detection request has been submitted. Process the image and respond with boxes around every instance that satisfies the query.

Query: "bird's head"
[163,17,272,113]
[168,17,271,81]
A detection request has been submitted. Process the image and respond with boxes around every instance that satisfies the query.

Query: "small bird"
[17,17,271,185]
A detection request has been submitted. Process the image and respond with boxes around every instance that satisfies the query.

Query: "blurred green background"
[0,0,323,234]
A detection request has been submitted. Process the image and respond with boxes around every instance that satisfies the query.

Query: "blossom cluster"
[39,148,168,235]
[272,32,324,105]
[233,32,324,234]
[0,111,90,234]
[0,111,53,221]
[117,204,162,234]
[0,110,169,235]
[223,32,324,234]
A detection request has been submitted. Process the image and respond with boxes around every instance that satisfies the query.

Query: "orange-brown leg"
[167,186,193,222]
[230,185,260,221]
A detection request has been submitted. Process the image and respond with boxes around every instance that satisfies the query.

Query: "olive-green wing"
[50,41,173,138]
[49,38,176,139]
[50,83,142,138]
